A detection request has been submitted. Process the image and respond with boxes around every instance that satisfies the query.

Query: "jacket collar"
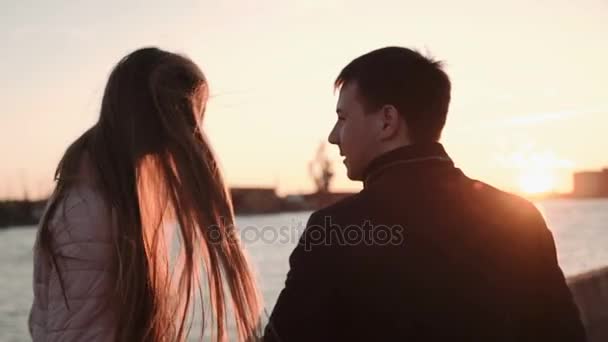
[363,142,453,188]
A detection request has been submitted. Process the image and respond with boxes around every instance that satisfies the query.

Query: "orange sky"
[1,0,607,198]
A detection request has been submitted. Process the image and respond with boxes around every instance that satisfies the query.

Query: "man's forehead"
[336,94,348,113]
[339,81,360,97]
[336,81,361,110]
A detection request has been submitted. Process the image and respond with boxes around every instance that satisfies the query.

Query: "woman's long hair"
[36,47,261,341]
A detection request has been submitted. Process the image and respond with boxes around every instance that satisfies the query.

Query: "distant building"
[230,187,282,214]
[228,188,358,215]
[573,169,608,197]
[301,192,354,209]
[0,199,47,228]
[282,194,315,212]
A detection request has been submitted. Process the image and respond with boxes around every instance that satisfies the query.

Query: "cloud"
[451,106,606,133]
[499,107,606,128]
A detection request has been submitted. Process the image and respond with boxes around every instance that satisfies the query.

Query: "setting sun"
[504,150,572,195]
[518,169,557,194]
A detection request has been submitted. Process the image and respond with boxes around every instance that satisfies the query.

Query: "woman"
[29,47,261,341]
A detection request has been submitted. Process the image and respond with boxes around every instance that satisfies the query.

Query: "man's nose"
[328,125,339,145]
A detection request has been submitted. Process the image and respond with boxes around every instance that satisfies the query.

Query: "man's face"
[328,82,382,181]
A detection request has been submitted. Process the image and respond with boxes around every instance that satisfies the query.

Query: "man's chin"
[346,169,363,181]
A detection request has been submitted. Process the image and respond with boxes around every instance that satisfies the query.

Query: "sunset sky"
[1,0,606,198]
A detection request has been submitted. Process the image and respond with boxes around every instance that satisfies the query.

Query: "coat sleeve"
[43,196,117,342]
[264,211,340,342]
[525,207,587,341]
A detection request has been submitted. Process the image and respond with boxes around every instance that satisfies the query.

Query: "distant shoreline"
[2,194,607,229]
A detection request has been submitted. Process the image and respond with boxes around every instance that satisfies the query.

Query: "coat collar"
[363,142,453,188]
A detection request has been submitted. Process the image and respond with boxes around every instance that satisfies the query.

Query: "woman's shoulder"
[45,183,115,246]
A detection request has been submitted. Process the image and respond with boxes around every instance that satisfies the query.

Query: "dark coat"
[264,143,586,342]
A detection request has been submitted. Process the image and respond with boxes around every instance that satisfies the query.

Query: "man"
[264,47,586,341]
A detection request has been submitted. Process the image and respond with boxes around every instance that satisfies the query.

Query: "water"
[1,199,607,341]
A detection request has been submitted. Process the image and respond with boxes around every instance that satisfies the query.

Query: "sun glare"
[518,169,556,195]
[506,150,571,196]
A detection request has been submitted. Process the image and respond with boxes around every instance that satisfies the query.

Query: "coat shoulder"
[465,179,545,232]
[309,191,370,222]
[474,180,538,212]
[45,183,115,248]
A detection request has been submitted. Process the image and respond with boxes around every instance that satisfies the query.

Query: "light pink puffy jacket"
[29,167,118,341]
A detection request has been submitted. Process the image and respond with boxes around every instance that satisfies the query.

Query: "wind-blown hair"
[37,47,261,341]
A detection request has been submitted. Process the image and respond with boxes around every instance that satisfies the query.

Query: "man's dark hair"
[335,46,451,142]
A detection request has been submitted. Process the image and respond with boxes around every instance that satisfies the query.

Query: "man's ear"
[378,104,402,140]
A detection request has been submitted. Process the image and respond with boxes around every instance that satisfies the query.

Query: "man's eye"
[338,117,345,121]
